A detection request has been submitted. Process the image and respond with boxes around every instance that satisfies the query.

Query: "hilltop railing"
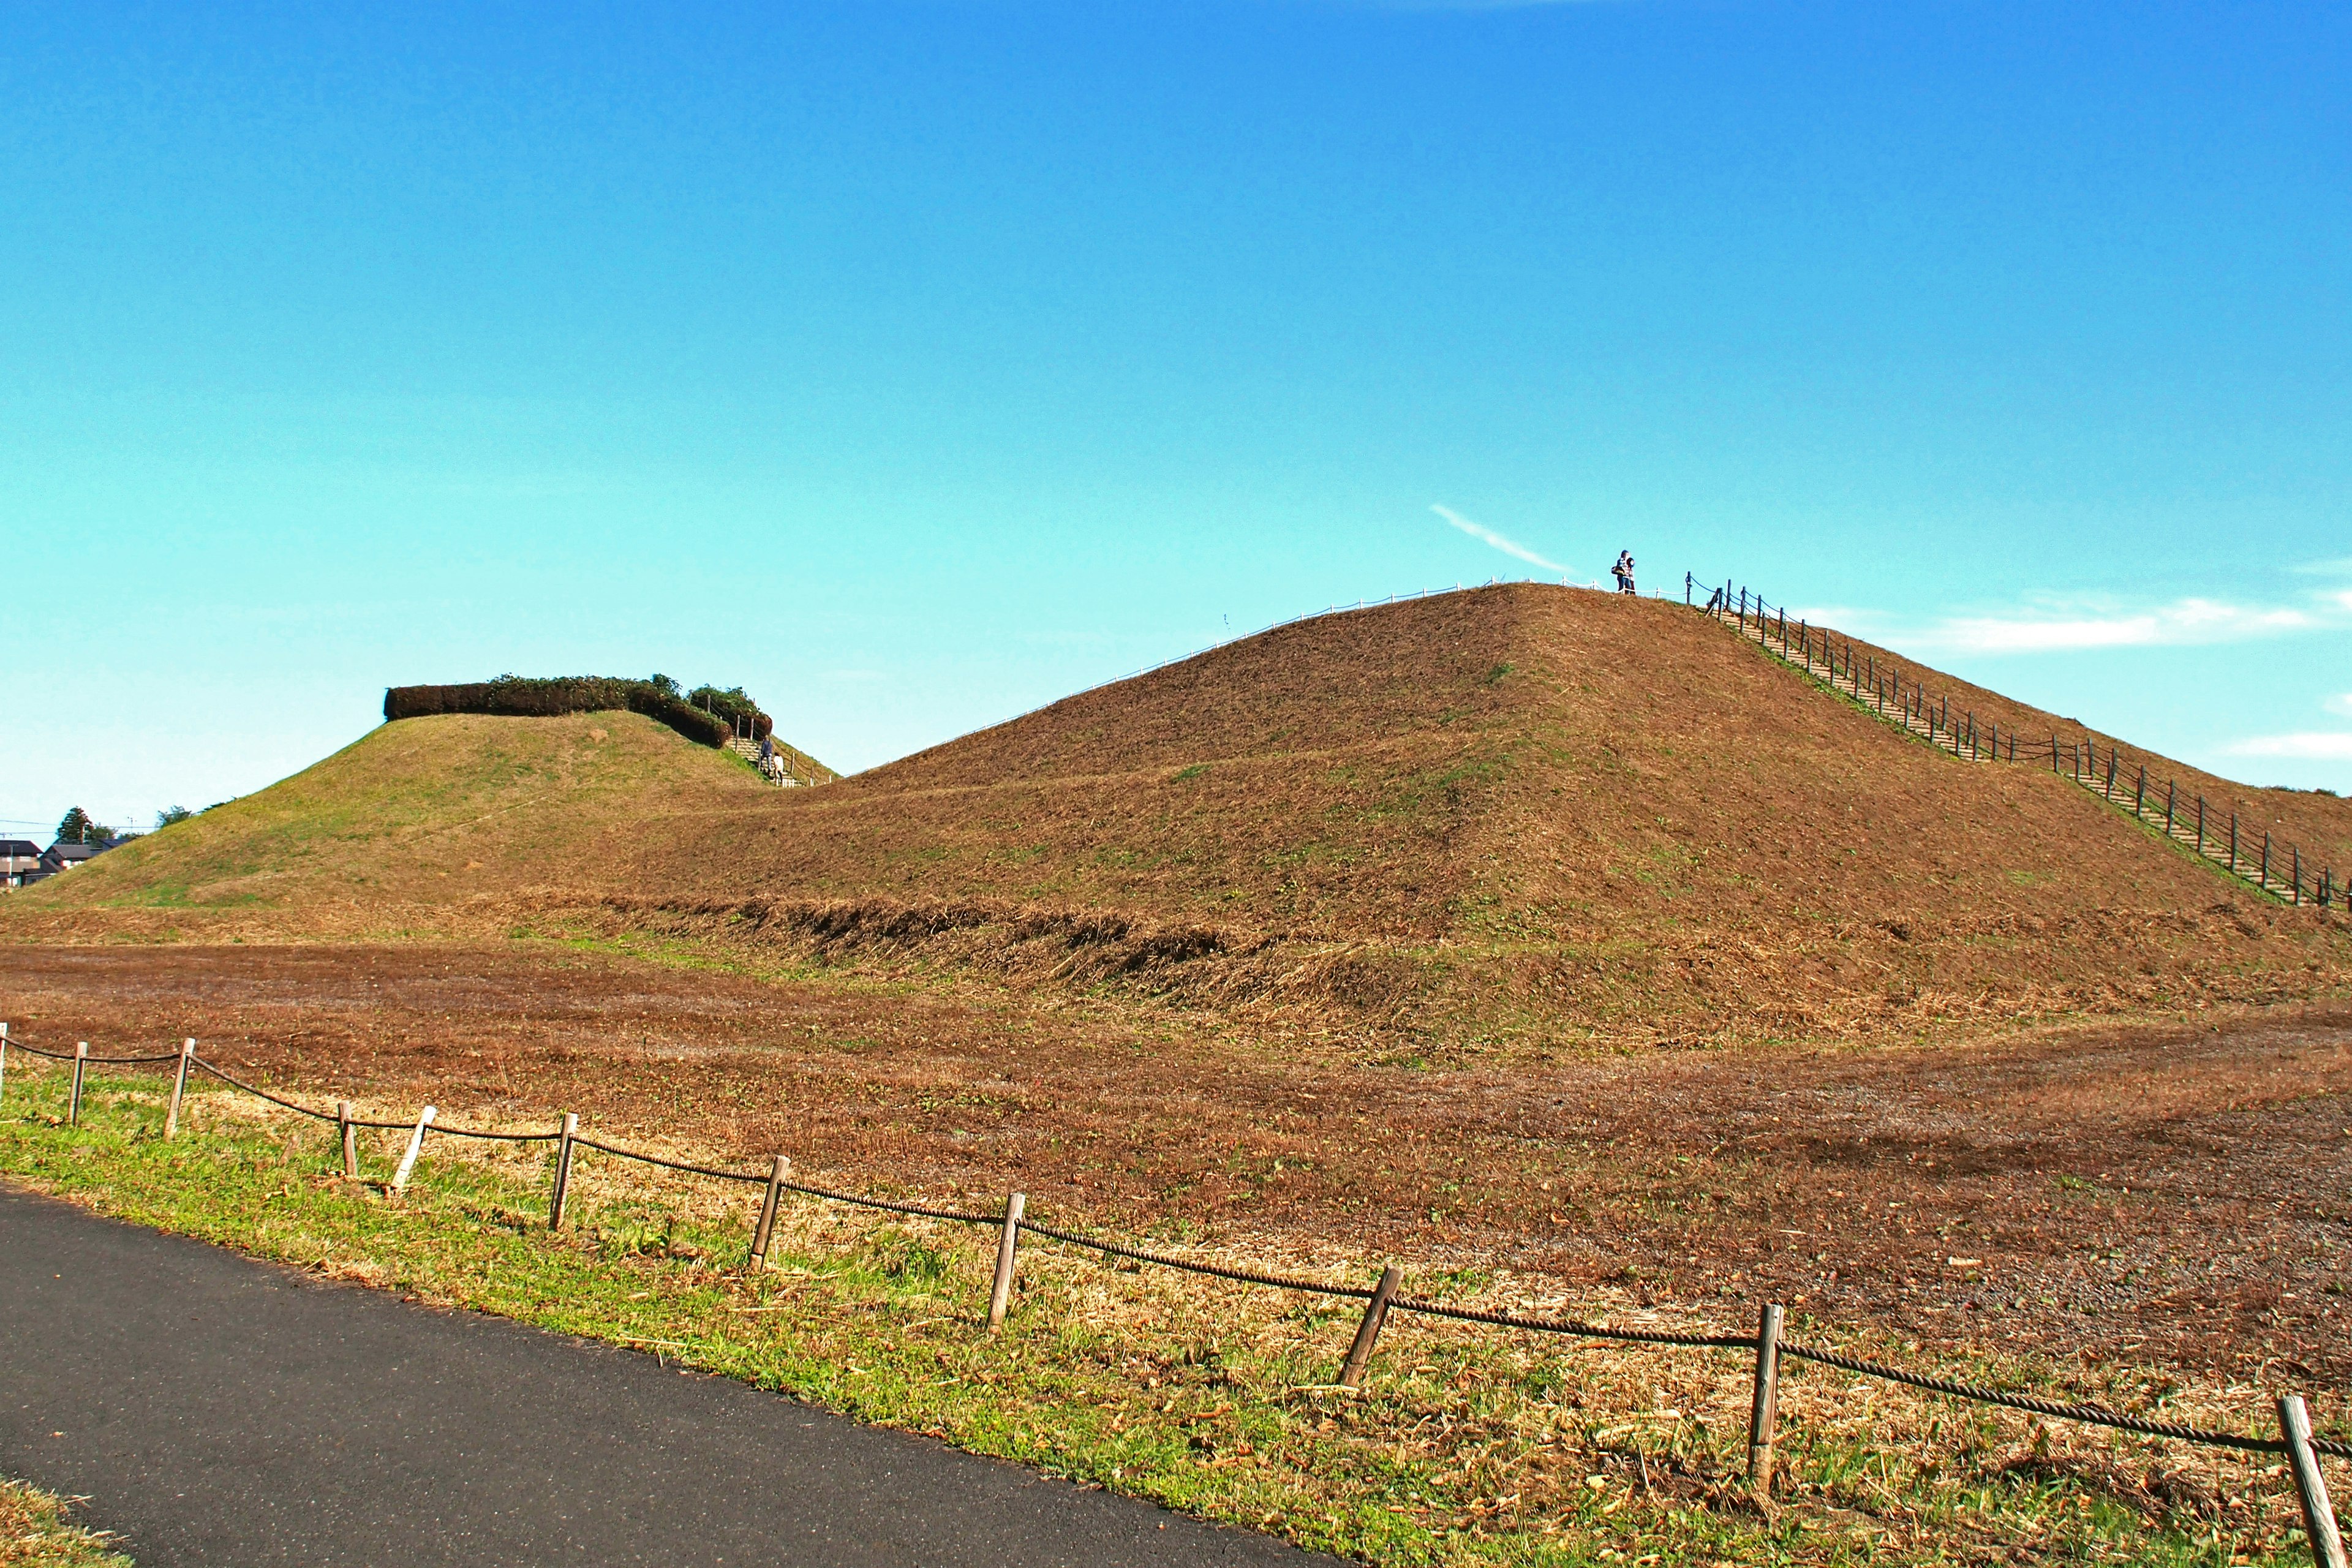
[767,736,839,788]
[1688,575,2344,914]
[4,1020,2347,1564]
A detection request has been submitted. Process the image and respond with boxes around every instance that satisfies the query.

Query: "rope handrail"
[1392,1295,1751,1349]
[432,1121,561,1144]
[779,1177,996,1226]
[187,1057,339,1120]
[186,1056,544,1139]
[570,1133,1018,1223]
[1779,1341,2340,1457]
[570,1135,764,1183]
[1020,1220,1378,1298]
[5,1039,184,1066]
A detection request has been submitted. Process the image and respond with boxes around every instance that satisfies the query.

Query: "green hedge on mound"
[383,677,759,750]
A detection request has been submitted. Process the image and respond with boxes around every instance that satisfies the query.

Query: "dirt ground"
[6,939,2348,1386]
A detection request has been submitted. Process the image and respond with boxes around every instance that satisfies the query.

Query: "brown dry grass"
[7,939,2348,1390]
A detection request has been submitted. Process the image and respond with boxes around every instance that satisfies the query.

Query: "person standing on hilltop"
[1614,551,1637,594]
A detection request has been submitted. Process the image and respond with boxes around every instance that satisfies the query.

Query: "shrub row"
[383,677,749,750]
[687,685,772,742]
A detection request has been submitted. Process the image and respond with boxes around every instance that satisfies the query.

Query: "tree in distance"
[55,807,110,845]
[156,806,193,829]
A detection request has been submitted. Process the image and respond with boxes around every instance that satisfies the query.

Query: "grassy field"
[4,1053,2335,1567]
[0,1480,130,1568]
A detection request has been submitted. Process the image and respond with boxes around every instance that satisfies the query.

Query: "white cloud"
[2222,733,2352,761]
[2327,693,2352,718]
[1431,505,1566,575]
[1917,598,2315,655]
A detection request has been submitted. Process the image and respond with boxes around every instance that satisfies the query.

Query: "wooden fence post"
[548,1112,577,1229]
[1,1022,11,1107]
[165,1039,194,1138]
[2197,796,2206,853]
[2279,1395,2350,1568]
[2264,834,2273,891]
[391,1105,436,1193]
[987,1192,1027,1330]
[2166,783,2176,839]
[338,1101,358,1178]
[2231,814,2239,873]
[2294,845,2302,905]
[1749,1303,1785,1490]
[1339,1264,1404,1390]
[748,1153,790,1270]
[69,1042,87,1126]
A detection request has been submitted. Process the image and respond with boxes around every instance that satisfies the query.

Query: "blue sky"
[3,0,2347,837]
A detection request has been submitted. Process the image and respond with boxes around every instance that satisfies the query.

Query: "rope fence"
[7,1019,2351,1563]
[1691,574,2345,917]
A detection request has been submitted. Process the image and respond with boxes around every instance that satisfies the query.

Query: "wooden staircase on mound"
[1697,593,2342,912]
[726,733,840,789]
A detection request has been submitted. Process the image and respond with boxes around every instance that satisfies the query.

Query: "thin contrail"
[1431,505,1566,574]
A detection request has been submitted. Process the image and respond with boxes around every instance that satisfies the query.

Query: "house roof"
[0,840,39,859]
[43,842,100,862]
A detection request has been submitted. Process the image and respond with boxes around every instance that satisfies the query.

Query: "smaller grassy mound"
[6,711,771,935]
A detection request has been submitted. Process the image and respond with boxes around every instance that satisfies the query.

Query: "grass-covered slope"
[686,583,2348,932]
[6,710,771,935]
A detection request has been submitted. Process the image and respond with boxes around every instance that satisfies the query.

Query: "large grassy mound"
[13,584,2349,1044]
[618,583,2352,1042]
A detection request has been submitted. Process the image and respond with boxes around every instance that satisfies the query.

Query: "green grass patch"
[0,1477,133,1568]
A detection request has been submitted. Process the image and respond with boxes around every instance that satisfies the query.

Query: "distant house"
[0,839,40,887]
[39,841,102,875]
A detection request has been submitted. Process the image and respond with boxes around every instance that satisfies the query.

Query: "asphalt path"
[0,1185,1334,1566]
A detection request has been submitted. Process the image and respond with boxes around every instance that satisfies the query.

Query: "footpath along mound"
[12,582,2349,1046]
